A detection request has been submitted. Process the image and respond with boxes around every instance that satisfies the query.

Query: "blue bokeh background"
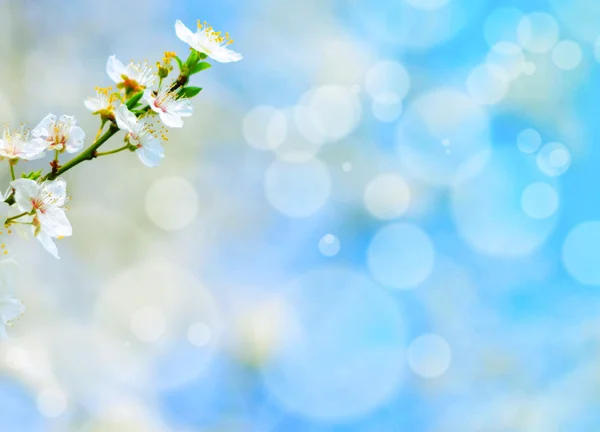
[1,0,600,430]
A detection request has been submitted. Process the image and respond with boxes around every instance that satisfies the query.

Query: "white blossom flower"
[115,105,164,167]
[0,126,47,161]
[32,114,86,153]
[107,55,157,94]
[10,178,72,259]
[143,88,193,128]
[85,86,118,117]
[175,20,242,63]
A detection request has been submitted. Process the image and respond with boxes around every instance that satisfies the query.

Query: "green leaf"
[199,52,208,60]
[126,92,144,109]
[179,86,202,98]
[174,55,184,71]
[186,50,200,68]
[189,62,211,75]
[21,170,42,180]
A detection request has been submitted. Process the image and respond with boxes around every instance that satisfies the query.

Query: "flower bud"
[157,51,176,79]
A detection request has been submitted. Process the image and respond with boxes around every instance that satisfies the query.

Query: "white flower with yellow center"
[32,114,86,153]
[175,20,242,63]
[0,126,47,161]
[107,55,157,94]
[85,86,118,117]
[10,178,72,259]
[115,105,164,167]
[143,88,193,128]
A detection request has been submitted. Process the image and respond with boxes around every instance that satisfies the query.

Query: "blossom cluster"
[0,20,242,336]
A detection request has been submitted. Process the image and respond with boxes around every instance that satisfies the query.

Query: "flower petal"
[36,230,59,259]
[171,99,194,117]
[38,208,72,238]
[143,90,160,115]
[136,137,164,167]
[175,20,196,46]
[107,55,126,83]
[210,46,243,63]
[115,105,138,133]
[84,97,102,113]
[10,179,38,213]
[32,114,57,137]
[159,111,184,128]
[44,178,67,201]
[65,126,85,153]
[21,137,47,160]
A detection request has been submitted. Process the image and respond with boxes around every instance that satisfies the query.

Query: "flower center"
[32,198,46,213]
[119,77,143,94]
[197,21,235,46]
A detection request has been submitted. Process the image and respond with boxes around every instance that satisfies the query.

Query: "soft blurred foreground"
[1,0,600,430]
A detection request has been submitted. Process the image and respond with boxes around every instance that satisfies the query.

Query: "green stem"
[5,212,28,224]
[8,161,15,181]
[42,124,120,181]
[95,144,131,157]
[50,149,60,177]
[40,65,192,183]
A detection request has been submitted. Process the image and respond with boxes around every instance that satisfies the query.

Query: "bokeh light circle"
[275,108,322,163]
[517,128,542,154]
[452,147,559,257]
[367,223,435,289]
[551,40,583,70]
[517,13,560,53]
[483,7,524,47]
[187,322,212,348]
[405,0,451,11]
[145,177,198,231]
[95,260,220,389]
[536,142,571,177]
[595,36,600,63]
[466,64,509,105]
[349,0,472,48]
[243,106,287,151]
[520,182,559,220]
[36,388,67,418]
[372,94,403,123]
[407,334,452,379]
[549,0,600,44]
[318,234,341,257]
[522,62,537,75]
[486,42,526,81]
[264,159,331,217]
[365,61,410,100]
[130,306,166,343]
[364,173,411,220]
[397,88,492,185]
[563,222,600,285]
[295,85,361,144]
[262,268,405,421]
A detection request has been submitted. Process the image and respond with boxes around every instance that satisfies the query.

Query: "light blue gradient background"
[0,0,599,430]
